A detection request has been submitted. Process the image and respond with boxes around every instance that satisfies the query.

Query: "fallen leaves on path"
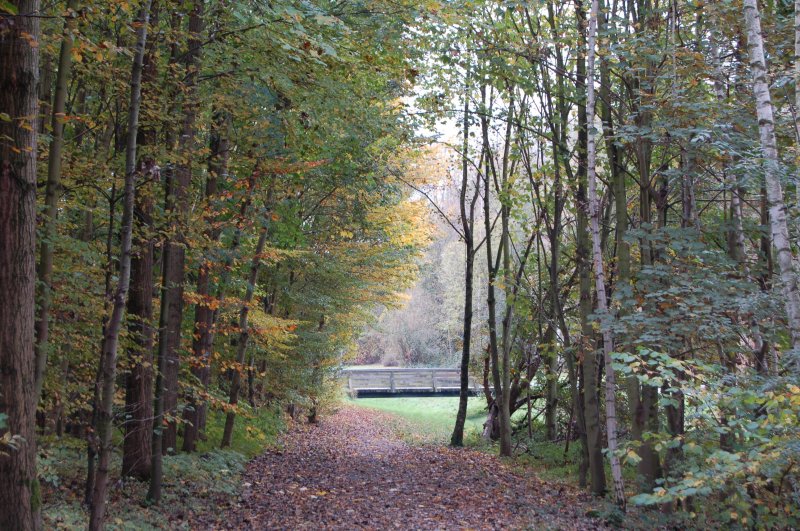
[195,406,604,530]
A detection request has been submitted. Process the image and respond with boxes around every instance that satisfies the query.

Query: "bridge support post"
[389,371,396,393]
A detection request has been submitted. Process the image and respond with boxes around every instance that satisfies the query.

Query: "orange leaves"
[183,290,221,310]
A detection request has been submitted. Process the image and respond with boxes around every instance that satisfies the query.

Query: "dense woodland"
[1,0,800,529]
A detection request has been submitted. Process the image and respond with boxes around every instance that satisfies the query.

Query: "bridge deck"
[341,368,483,397]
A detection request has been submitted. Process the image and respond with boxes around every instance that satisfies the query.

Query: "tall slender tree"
[34,0,80,402]
[743,0,800,352]
[586,0,626,508]
[451,66,478,447]
[88,1,153,528]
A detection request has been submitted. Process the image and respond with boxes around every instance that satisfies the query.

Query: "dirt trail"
[199,405,603,530]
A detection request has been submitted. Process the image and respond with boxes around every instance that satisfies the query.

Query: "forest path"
[198,405,603,530]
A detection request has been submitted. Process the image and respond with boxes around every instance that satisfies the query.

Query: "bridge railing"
[341,367,483,395]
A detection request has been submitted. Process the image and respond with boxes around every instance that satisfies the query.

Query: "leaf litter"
[193,405,604,530]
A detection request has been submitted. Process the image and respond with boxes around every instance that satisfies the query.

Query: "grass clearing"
[349,396,586,482]
[348,396,487,443]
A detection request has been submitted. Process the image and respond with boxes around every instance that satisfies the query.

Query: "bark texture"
[0,2,42,529]
[744,0,800,350]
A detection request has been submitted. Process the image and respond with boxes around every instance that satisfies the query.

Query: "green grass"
[197,404,284,458]
[349,396,488,443]
[349,396,586,480]
[350,395,536,444]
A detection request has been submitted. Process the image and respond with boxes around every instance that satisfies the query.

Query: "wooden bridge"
[341,367,483,397]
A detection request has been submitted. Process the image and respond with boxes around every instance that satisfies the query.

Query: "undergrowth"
[41,406,283,529]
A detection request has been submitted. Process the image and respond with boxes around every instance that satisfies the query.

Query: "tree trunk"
[122,179,155,480]
[498,91,515,458]
[630,122,661,494]
[183,109,230,452]
[586,0,626,508]
[34,0,80,403]
[0,2,43,528]
[122,2,160,479]
[744,0,800,350]
[451,69,475,447]
[222,212,273,447]
[575,0,603,493]
[479,83,511,458]
[87,3,153,528]
[795,0,800,237]
[158,0,205,455]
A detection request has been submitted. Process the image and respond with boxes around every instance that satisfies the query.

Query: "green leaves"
[0,0,17,15]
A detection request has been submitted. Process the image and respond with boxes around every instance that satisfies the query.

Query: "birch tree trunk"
[0,1,42,529]
[575,0,606,495]
[88,2,153,528]
[586,0,626,509]
[744,0,800,351]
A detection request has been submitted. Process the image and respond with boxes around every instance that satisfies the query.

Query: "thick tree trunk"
[122,183,155,480]
[0,2,43,529]
[34,0,80,402]
[586,0,626,508]
[744,0,800,350]
[87,3,153,528]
